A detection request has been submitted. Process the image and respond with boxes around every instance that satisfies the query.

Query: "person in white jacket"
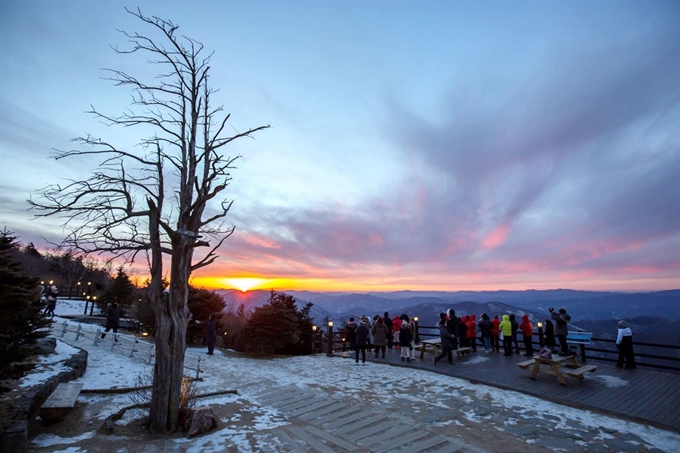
[615,320,636,369]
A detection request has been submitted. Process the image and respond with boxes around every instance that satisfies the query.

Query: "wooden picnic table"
[523,355,597,385]
[417,339,470,360]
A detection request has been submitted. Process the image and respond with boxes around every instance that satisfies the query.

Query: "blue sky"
[1,0,679,292]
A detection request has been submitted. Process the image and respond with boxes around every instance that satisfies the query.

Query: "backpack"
[538,347,552,359]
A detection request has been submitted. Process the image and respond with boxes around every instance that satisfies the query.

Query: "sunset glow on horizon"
[1,1,678,294]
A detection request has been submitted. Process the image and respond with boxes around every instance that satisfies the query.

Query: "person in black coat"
[399,316,413,362]
[205,314,217,355]
[616,320,636,369]
[355,318,370,364]
[544,319,556,349]
[383,312,393,349]
[434,313,456,366]
[101,302,120,340]
[345,317,358,352]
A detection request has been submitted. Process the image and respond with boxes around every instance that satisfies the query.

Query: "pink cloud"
[483,224,511,250]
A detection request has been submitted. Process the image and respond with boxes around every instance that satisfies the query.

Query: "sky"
[1,0,679,293]
[22,300,680,452]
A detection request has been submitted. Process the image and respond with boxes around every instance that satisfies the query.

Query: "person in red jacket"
[491,315,501,353]
[392,315,402,349]
[466,314,477,352]
[519,314,534,357]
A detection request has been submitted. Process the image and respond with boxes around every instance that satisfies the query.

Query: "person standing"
[550,307,572,356]
[544,319,556,349]
[458,316,469,348]
[499,314,513,356]
[509,314,521,354]
[44,285,58,318]
[101,302,120,340]
[519,315,534,357]
[466,314,477,352]
[445,309,459,351]
[491,315,501,353]
[205,314,217,355]
[383,312,393,350]
[399,315,413,362]
[478,313,493,353]
[345,317,358,352]
[371,317,388,358]
[616,320,636,369]
[392,315,402,349]
[355,318,370,364]
[434,313,455,366]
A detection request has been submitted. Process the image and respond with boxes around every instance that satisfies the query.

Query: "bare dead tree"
[28,8,269,433]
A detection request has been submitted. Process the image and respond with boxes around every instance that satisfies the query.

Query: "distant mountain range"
[215,288,680,348]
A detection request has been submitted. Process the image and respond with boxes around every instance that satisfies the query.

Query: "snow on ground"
[24,299,680,452]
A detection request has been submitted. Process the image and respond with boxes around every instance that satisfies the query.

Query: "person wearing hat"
[549,307,572,356]
[616,320,636,369]
[355,317,370,364]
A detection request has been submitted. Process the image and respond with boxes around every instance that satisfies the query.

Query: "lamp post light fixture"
[413,316,420,343]
[537,321,544,348]
[311,325,317,353]
[327,321,334,357]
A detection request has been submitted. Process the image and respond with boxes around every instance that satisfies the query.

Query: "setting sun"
[222,278,269,292]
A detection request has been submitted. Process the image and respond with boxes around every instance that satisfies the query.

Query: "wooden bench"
[455,347,471,358]
[563,365,598,379]
[516,359,536,370]
[40,382,84,423]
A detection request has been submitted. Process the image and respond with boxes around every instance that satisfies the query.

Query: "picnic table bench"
[39,382,84,423]
[519,355,597,385]
[417,339,470,359]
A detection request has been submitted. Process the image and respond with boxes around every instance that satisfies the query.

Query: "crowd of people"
[341,307,636,369]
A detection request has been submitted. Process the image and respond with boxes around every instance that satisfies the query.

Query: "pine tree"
[100,266,137,313]
[240,291,314,355]
[0,230,51,376]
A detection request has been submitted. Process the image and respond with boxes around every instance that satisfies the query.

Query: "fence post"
[327,321,334,357]
[60,321,68,337]
[129,337,138,357]
[537,322,544,348]
[110,334,119,351]
[74,324,82,341]
[414,317,420,343]
[311,325,317,354]
[94,329,101,345]
[196,356,202,380]
[147,344,155,364]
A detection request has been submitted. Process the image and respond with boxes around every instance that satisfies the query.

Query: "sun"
[224,278,268,292]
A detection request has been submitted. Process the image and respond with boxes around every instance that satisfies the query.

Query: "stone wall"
[0,340,88,453]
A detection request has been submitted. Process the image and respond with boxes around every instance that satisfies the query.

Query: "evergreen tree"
[240,290,314,355]
[100,266,137,312]
[0,230,51,377]
[187,285,226,322]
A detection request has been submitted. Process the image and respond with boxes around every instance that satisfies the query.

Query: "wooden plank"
[334,413,387,435]
[323,410,375,430]
[313,406,362,425]
[372,430,429,453]
[284,425,329,452]
[275,427,310,452]
[288,400,338,418]
[302,425,359,452]
[359,424,415,447]
[391,435,448,453]
[276,396,327,412]
[345,420,395,442]
[297,401,343,421]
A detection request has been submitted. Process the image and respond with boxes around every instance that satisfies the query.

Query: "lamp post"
[327,321,334,357]
[537,322,544,348]
[91,296,97,316]
[413,316,420,343]
[85,295,90,316]
[311,325,317,353]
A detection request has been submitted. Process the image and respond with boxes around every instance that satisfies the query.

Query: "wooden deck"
[336,346,680,433]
